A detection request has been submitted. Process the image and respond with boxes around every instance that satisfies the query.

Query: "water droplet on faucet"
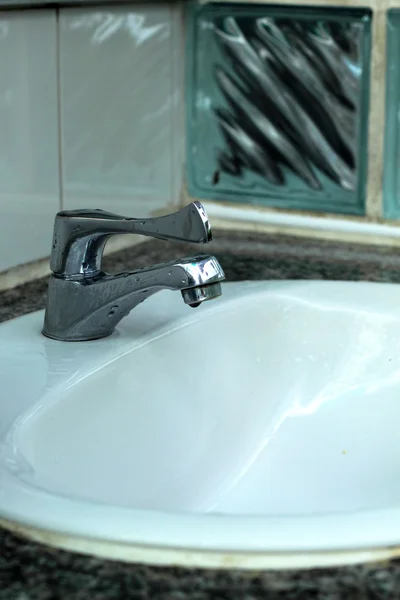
[108,305,119,318]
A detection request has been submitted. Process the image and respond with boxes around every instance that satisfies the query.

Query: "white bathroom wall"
[0,3,183,275]
[0,10,59,272]
[58,4,183,216]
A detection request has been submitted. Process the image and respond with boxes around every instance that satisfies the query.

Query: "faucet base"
[41,328,115,343]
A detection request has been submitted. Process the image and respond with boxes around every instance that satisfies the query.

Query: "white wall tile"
[0,10,60,272]
[59,3,183,217]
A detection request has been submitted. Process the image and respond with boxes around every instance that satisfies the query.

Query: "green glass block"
[384,10,400,219]
[186,2,372,215]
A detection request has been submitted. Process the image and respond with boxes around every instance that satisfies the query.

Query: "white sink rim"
[2,280,400,570]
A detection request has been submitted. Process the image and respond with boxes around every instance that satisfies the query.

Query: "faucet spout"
[181,282,222,308]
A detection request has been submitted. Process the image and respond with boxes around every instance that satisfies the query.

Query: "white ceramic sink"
[2,279,400,569]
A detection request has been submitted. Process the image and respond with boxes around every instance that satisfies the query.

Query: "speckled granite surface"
[2,229,400,600]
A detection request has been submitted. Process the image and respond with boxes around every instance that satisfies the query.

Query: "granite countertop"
[1,229,400,599]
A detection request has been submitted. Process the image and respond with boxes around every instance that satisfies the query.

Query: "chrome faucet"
[42,202,225,341]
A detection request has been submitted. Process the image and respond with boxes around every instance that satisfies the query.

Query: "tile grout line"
[365,2,388,219]
[178,0,186,209]
[55,6,64,212]
[172,0,185,211]
[169,2,176,211]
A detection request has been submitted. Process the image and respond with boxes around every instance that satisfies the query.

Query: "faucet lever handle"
[50,202,212,278]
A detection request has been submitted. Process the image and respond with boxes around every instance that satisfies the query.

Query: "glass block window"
[186,3,372,215]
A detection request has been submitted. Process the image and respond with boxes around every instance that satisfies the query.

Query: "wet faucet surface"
[42,202,225,342]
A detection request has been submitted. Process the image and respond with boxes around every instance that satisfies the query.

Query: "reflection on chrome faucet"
[42,202,225,341]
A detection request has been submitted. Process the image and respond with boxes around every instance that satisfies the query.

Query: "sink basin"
[2,280,400,569]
